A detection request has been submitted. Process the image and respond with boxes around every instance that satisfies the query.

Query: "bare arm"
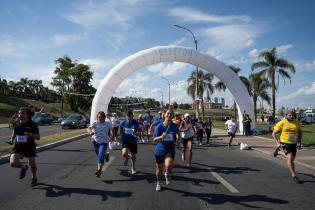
[272,130,281,147]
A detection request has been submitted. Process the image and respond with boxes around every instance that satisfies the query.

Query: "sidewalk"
[212,128,315,171]
[0,124,9,128]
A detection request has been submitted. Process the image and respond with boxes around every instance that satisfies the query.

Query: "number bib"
[288,135,296,141]
[162,134,174,142]
[16,135,27,143]
[124,128,134,135]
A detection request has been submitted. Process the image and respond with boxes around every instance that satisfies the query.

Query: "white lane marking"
[210,172,239,194]
[102,156,115,172]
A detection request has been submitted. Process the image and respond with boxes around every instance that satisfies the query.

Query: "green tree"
[0,77,10,96]
[251,48,295,122]
[248,72,271,121]
[187,70,214,120]
[172,101,178,109]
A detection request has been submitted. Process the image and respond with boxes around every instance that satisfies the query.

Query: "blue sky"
[1,0,315,109]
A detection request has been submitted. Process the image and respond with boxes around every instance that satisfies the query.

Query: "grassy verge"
[0,129,87,156]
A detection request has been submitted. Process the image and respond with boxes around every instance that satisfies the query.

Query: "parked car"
[55,115,68,123]
[61,114,87,129]
[300,113,315,124]
[32,113,54,125]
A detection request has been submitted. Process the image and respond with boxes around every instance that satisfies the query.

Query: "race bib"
[162,134,174,142]
[288,135,296,141]
[16,135,27,143]
[124,128,134,135]
[206,126,211,129]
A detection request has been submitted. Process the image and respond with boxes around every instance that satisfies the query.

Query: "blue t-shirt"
[153,122,179,156]
[120,119,140,144]
[144,114,153,126]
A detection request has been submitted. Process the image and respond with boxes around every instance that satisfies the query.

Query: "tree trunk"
[253,94,257,122]
[272,72,276,123]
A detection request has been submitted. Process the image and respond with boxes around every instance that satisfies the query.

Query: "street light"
[160,76,170,106]
[174,24,199,118]
[157,90,164,108]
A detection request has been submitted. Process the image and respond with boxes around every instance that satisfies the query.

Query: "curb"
[0,133,89,165]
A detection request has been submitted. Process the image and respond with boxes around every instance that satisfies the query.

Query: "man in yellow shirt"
[272,110,302,184]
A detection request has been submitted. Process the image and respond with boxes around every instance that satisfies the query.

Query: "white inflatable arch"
[91,46,255,132]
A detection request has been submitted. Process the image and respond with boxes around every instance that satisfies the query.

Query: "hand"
[24,132,33,138]
[161,132,166,139]
[297,142,302,150]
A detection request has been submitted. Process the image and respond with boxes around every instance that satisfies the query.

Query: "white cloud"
[147,62,189,76]
[305,59,315,70]
[276,44,293,54]
[0,35,28,58]
[169,6,251,23]
[51,33,87,46]
[81,57,118,72]
[278,82,315,101]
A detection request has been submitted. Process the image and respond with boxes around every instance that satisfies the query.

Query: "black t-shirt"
[13,120,39,144]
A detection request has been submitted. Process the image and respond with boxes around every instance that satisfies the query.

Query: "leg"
[10,153,24,169]
[130,152,136,171]
[187,140,193,166]
[28,157,37,178]
[287,153,296,177]
[181,140,187,161]
[228,135,234,147]
[97,144,106,171]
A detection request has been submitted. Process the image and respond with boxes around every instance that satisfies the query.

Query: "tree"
[215,65,250,118]
[0,77,10,96]
[252,48,295,122]
[187,70,214,120]
[172,101,178,110]
[248,72,271,122]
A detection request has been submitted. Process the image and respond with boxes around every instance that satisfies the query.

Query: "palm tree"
[187,70,214,120]
[215,65,250,118]
[0,77,10,96]
[248,72,271,122]
[251,48,295,122]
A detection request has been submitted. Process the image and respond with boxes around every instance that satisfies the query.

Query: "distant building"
[204,98,225,109]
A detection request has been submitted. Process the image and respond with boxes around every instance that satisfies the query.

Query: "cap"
[184,113,190,118]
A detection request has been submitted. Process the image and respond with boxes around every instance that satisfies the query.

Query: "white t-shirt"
[89,121,112,143]
[225,120,237,134]
[110,116,120,127]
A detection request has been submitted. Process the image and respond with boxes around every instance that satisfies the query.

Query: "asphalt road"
[0,137,314,210]
[0,124,74,145]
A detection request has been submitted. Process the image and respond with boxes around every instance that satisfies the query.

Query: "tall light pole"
[157,90,164,108]
[160,76,170,106]
[174,24,199,118]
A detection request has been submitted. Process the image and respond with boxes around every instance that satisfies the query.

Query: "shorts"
[182,136,193,144]
[280,142,297,157]
[228,132,235,138]
[12,143,36,158]
[122,141,137,154]
[155,153,175,164]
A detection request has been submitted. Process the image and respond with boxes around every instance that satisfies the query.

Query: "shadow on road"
[34,183,132,201]
[164,187,288,208]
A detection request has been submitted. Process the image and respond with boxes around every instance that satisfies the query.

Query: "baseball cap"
[184,113,190,118]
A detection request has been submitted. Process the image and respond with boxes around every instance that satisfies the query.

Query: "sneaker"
[155,183,162,191]
[273,147,280,157]
[31,178,37,187]
[95,170,102,178]
[199,142,202,146]
[19,165,29,179]
[105,152,110,162]
[123,157,129,166]
[181,153,185,161]
[164,172,171,185]
[141,139,145,143]
[131,168,136,175]
[5,140,13,145]
[293,176,302,184]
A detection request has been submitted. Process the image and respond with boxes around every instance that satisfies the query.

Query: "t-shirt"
[195,121,204,131]
[120,119,140,144]
[110,117,120,127]
[144,114,153,126]
[225,120,237,134]
[89,121,112,144]
[180,121,194,139]
[204,122,213,130]
[273,118,301,144]
[153,115,162,126]
[153,122,179,156]
[13,121,39,145]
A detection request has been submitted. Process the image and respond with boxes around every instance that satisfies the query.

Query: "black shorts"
[280,143,297,157]
[228,132,235,138]
[155,153,175,164]
[12,143,36,158]
[122,141,137,154]
[182,136,193,144]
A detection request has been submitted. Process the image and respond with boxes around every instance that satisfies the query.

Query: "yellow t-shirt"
[273,118,301,144]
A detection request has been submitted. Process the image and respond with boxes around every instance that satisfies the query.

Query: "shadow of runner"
[34,183,132,201]
[163,187,288,209]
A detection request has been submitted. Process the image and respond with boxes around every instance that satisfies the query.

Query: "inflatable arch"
[91,46,255,132]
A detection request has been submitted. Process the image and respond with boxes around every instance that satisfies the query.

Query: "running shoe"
[293,176,302,184]
[164,172,171,185]
[95,170,102,178]
[155,183,162,191]
[5,140,13,145]
[105,152,110,162]
[31,177,38,187]
[273,146,280,157]
[19,165,29,179]
[131,168,137,175]
[123,157,129,166]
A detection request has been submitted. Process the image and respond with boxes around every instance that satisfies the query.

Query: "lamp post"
[160,76,170,106]
[157,90,164,108]
[174,24,199,118]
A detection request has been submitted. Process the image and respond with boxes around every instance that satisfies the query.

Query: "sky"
[1,0,315,109]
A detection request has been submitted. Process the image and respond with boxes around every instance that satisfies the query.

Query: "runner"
[172,112,182,126]
[242,114,252,136]
[152,109,180,191]
[272,110,303,184]
[120,110,140,175]
[138,114,145,143]
[144,110,153,142]
[204,117,213,145]
[225,116,237,148]
[9,107,40,187]
[195,118,204,145]
[149,111,163,135]
[179,113,194,167]
[87,111,112,177]
[110,113,120,141]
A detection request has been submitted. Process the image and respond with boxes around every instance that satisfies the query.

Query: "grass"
[0,129,87,156]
